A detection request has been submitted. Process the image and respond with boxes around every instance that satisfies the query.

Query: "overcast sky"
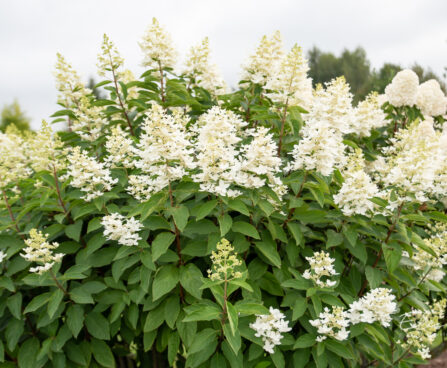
[1,0,446,129]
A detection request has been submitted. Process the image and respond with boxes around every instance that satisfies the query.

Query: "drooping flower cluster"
[309,306,351,342]
[399,299,446,359]
[415,79,447,117]
[384,69,419,107]
[377,118,447,202]
[66,147,118,201]
[21,229,64,274]
[28,121,65,172]
[249,307,292,354]
[406,222,447,282]
[241,31,284,86]
[352,92,388,137]
[207,238,242,281]
[265,44,313,109]
[302,251,337,287]
[183,37,227,96]
[0,126,31,189]
[97,34,124,77]
[348,288,397,327]
[127,104,195,201]
[333,149,382,216]
[101,213,143,246]
[139,18,177,71]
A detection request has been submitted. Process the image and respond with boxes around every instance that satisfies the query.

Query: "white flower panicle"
[73,96,108,141]
[333,149,382,216]
[384,69,419,107]
[310,306,350,342]
[348,288,397,327]
[105,125,135,168]
[377,118,447,202]
[265,44,313,109]
[416,79,447,117]
[302,251,337,287]
[399,299,446,360]
[406,222,447,282]
[139,18,177,71]
[0,126,31,189]
[54,53,90,105]
[28,121,65,172]
[21,229,63,274]
[66,146,118,201]
[128,104,195,201]
[192,106,247,197]
[353,92,388,137]
[101,213,143,246]
[249,307,292,354]
[183,37,227,96]
[207,238,242,281]
[241,31,284,86]
[97,34,124,77]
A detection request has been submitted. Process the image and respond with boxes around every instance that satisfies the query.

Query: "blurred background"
[1,0,446,130]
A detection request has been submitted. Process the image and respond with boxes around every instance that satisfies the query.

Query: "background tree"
[0,99,31,132]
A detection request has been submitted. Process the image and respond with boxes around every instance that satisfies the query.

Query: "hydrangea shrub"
[1,18,447,368]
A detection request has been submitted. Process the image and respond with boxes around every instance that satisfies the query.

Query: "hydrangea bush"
[1,18,447,368]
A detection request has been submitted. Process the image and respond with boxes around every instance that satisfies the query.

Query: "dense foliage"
[1,18,447,368]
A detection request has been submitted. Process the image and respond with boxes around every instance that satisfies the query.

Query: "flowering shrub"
[1,18,447,368]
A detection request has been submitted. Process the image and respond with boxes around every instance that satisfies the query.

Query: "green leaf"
[228,199,250,216]
[18,338,39,368]
[189,328,218,354]
[7,293,22,320]
[365,266,384,289]
[223,323,241,355]
[164,296,180,329]
[170,205,189,232]
[152,264,179,301]
[294,334,316,349]
[233,221,260,239]
[326,229,343,248]
[180,263,203,299]
[47,288,64,318]
[218,214,232,237]
[24,292,51,314]
[325,339,355,360]
[168,333,180,366]
[66,304,84,338]
[5,319,24,351]
[383,244,401,273]
[287,222,303,247]
[271,349,285,368]
[151,232,175,262]
[183,303,221,322]
[235,302,269,315]
[144,305,165,332]
[255,241,281,268]
[91,338,115,368]
[343,226,357,247]
[85,312,110,340]
[195,200,218,220]
[292,298,307,320]
[65,220,83,242]
[86,233,106,255]
[227,302,238,336]
[229,279,253,292]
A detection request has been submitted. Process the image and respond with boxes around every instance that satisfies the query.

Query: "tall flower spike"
[66,146,118,202]
[183,37,227,96]
[302,251,337,288]
[28,120,65,172]
[72,96,108,141]
[250,307,292,354]
[101,213,143,246]
[97,34,124,77]
[127,104,195,202]
[207,239,242,281]
[333,149,382,217]
[265,44,313,109]
[139,18,177,71]
[21,229,63,274]
[241,31,284,86]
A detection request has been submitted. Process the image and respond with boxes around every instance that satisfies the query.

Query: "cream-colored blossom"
[183,37,227,96]
[333,149,382,216]
[139,18,177,71]
[353,92,388,137]
[310,306,350,342]
[105,125,135,168]
[97,34,124,77]
[101,213,143,246]
[207,238,242,281]
[265,44,313,109]
[72,96,107,141]
[385,69,419,107]
[21,229,63,274]
[416,79,447,117]
[66,146,118,201]
[241,31,284,86]
[302,251,337,288]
